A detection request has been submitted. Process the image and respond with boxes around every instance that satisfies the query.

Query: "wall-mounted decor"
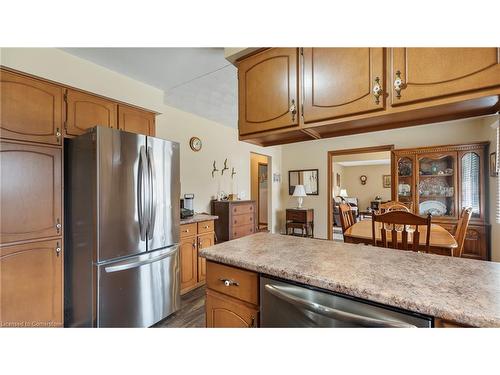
[288,169,318,195]
[336,173,341,187]
[360,175,367,185]
[189,136,202,152]
[211,161,219,178]
[490,152,498,177]
[383,174,391,188]
[273,173,281,183]
[221,158,229,175]
[231,167,236,179]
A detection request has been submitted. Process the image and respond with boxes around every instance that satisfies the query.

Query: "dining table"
[343,220,458,256]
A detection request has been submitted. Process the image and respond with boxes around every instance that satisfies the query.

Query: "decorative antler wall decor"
[211,161,219,178]
[221,158,229,175]
[231,167,236,179]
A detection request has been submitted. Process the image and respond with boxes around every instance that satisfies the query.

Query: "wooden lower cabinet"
[205,289,258,328]
[180,220,215,295]
[205,261,259,328]
[434,318,469,328]
[179,235,197,293]
[0,239,63,327]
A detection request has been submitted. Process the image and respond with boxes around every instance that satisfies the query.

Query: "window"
[461,152,480,217]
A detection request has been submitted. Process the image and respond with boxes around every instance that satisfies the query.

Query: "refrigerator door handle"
[138,146,149,241]
[104,245,178,273]
[147,146,157,240]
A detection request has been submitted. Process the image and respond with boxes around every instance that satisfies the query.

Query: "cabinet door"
[0,141,62,244]
[0,69,63,145]
[205,289,258,328]
[0,239,63,327]
[180,236,197,293]
[118,105,155,136]
[461,225,487,260]
[391,48,500,105]
[303,48,385,123]
[395,154,416,212]
[458,149,484,221]
[65,89,117,137]
[197,233,214,282]
[238,48,299,135]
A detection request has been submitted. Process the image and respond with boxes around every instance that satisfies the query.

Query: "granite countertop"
[180,213,218,225]
[199,232,500,327]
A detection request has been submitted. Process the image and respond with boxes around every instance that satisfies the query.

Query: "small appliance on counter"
[180,194,195,219]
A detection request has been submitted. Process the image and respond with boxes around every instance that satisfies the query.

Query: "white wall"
[341,164,391,211]
[281,117,492,240]
[0,48,284,233]
[481,115,500,261]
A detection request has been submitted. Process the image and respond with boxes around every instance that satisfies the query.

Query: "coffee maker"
[180,193,194,219]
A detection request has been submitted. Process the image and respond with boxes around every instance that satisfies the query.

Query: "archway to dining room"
[327,145,395,241]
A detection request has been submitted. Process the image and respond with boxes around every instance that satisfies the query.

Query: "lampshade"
[339,189,348,198]
[292,185,307,197]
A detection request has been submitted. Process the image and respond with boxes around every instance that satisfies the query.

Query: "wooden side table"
[285,208,314,237]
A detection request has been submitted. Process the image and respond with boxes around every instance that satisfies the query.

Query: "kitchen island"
[199,232,500,327]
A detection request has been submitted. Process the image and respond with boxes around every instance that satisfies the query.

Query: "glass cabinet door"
[460,152,481,218]
[396,156,415,211]
[417,152,458,218]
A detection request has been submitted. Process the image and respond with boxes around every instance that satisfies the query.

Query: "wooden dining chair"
[339,203,355,234]
[371,211,432,252]
[454,207,472,257]
[379,201,411,214]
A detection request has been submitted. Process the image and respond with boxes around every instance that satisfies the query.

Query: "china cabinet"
[392,143,489,260]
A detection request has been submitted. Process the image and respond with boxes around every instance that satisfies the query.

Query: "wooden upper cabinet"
[238,48,299,135]
[0,239,63,327]
[303,48,385,123]
[391,48,500,106]
[0,141,62,244]
[0,69,63,145]
[65,89,117,137]
[118,105,155,136]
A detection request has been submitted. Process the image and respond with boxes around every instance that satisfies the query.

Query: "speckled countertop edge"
[180,214,218,225]
[200,233,500,327]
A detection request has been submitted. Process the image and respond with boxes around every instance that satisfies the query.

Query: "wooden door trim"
[257,162,269,227]
[327,145,395,240]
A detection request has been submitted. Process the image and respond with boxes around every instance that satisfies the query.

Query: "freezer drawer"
[260,276,432,328]
[97,246,180,327]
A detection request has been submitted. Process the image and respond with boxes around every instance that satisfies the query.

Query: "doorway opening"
[327,145,394,241]
[250,152,271,232]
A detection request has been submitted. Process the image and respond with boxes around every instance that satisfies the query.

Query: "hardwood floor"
[153,286,206,328]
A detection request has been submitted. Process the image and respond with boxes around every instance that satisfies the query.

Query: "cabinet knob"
[394,70,404,99]
[372,76,383,105]
[56,219,61,233]
[289,99,297,122]
[56,242,61,257]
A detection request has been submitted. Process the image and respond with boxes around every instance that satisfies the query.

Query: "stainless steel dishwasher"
[260,276,432,328]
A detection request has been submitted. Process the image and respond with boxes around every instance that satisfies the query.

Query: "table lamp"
[339,189,348,201]
[292,185,307,208]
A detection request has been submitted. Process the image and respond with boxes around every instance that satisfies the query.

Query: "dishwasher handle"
[264,284,417,328]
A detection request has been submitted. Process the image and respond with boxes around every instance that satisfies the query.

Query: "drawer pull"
[203,225,210,229]
[219,278,239,287]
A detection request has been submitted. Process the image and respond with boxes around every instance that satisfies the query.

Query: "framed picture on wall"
[490,152,498,177]
[336,173,341,187]
[383,174,391,188]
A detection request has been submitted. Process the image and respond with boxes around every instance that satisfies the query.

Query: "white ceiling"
[61,48,238,128]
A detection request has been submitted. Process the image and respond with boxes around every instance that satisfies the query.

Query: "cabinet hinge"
[63,92,68,102]
[300,47,304,56]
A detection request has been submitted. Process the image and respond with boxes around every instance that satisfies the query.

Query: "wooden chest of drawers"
[211,200,256,242]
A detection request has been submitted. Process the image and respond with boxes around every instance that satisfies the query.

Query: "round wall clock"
[189,137,202,152]
[360,175,367,185]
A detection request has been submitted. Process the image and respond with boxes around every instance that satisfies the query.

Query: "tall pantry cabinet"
[0,67,157,327]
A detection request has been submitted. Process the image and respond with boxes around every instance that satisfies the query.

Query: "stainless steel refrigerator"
[64,126,180,327]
